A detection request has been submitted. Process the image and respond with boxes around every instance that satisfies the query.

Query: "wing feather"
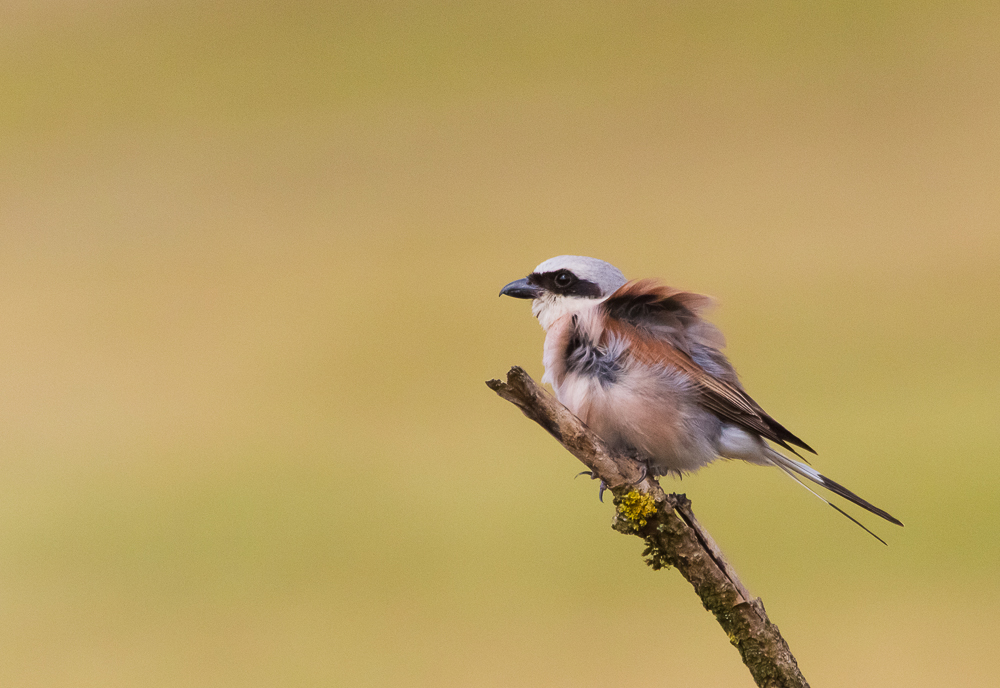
[602,280,815,454]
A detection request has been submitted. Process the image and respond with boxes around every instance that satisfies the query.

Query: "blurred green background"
[1,1,998,685]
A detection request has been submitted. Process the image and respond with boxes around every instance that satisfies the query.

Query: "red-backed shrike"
[501,255,901,539]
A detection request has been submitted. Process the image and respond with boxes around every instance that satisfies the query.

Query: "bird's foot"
[574,470,609,502]
[619,446,650,485]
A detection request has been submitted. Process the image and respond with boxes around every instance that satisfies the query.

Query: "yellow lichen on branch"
[616,490,659,528]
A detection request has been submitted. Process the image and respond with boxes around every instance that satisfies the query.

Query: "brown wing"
[602,280,816,455]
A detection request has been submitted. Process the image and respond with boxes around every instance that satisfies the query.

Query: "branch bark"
[487,366,809,688]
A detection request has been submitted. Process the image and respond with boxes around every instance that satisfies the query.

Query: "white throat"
[532,293,605,331]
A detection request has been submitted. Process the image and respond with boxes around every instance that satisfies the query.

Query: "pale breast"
[579,362,722,475]
[543,311,722,475]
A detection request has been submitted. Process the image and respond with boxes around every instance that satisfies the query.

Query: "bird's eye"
[553,271,576,289]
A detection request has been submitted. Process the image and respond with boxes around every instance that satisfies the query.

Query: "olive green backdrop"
[1,1,998,686]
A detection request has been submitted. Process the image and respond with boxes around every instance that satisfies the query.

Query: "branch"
[487,366,809,688]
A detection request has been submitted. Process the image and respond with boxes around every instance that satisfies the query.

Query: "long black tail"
[766,449,903,544]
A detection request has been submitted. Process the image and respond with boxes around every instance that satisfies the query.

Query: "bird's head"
[499,255,627,330]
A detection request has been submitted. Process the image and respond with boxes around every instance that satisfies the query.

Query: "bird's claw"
[631,464,648,485]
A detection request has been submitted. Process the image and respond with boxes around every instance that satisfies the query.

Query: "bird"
[499,255,902,541]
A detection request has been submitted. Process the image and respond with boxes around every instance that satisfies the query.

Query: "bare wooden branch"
[487,366,809,688]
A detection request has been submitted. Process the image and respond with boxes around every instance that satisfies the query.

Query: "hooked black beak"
[499,277,541,299]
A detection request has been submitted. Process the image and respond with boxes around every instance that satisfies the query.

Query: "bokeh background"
[2,1,998,686]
